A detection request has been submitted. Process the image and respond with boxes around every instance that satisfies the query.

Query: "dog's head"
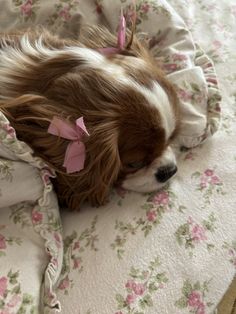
[0,26,179,208]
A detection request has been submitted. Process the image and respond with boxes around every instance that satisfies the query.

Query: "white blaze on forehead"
[75,51,176,138]
[68,48,177,137]
[132,82,176,139]
[70,48,176,138]
[153,82,176,138]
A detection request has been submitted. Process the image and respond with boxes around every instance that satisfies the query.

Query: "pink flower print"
[58,276,69,290]
[213,40,222,49]
[191,224,207,243]
[0,234,6,250]
[196,302,206,314]
[153,191,169,205]
[200,182,207,189]
[52,257,58,268]
[59,6,71,21]
[204,169,214,177]
[73,258,80,269]
[32,211,43,224]
[42,168,54,185]
[231,5,236,17]
[54,232,62,249]
[133,283,145,296]
[7,294,21,307]
[187,216,194,225]
[42,171,51,185]
[115,312,123,314]
[141,3,150,13]
[116,187,127,198]
[0,277,7,297]
[207,78,218,85]
[159,283,164,289]
[125,280,135,289]
[0,310,11,314]
[195,94,206,105]
[2,123,15,137]
[200,176,208,189]
[163,63,178,72]
[228,248,236,266]
[210,175,220,185]
[187,290,201,307]
[43,174,50,185]
[73,241,80,250]
[173,53,187,62]
[184,151,194,160]
[178,89,192,102]
[126,293,136,305]
[146,210,157,222]
[20,0,33,17]
[205,3,217,12]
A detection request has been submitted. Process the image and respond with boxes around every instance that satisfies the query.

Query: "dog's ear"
[61,121,121,209]
[88,125,121,206]
[0,94,70,170]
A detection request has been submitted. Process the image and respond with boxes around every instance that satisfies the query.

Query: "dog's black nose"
[155,164,178,183]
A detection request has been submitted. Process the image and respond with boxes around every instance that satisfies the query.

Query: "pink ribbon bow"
[48,116,89,174]
[98,2,136,56]
[117,8,126,50]
[98,8,127,55]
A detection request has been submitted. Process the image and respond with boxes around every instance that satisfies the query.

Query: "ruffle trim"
[173,45,222,149]
[0,111,63,313]
[194,45,222,140]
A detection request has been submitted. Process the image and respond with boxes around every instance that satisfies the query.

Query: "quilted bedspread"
[0,0,236,314]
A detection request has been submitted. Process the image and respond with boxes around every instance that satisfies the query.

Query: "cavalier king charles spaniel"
[0,22,179,210]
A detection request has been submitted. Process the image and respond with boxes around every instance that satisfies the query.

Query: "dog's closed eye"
[126,161,147,171]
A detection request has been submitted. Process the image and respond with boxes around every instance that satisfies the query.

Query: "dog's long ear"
[57,121,121,209]
[0,94,71,171]
[0,94,121,209]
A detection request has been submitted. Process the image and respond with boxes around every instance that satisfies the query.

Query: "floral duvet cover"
[0,0,236,313]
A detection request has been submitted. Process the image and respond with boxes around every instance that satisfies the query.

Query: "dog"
[0,23,179,210]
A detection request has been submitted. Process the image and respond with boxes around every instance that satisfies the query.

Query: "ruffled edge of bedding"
[194,45,222,142]
[0,111,63,313]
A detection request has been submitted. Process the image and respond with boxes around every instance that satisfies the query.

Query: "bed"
[0,0,235,313]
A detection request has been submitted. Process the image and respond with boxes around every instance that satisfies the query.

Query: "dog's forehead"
[97,54,177,140]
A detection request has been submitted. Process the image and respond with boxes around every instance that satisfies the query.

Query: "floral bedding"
[0,0,236,314]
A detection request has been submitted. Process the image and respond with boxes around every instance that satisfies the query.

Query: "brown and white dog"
[0,25,179,209]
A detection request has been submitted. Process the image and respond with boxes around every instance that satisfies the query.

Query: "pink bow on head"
[98,2,136,56]
[48,116,89,174]
[98,8,127,55]
[117,8,126,50]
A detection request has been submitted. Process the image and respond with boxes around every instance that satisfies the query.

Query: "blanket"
[0,0,235,314]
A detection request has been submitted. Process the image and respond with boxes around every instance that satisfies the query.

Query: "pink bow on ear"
[48,116,89,174]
